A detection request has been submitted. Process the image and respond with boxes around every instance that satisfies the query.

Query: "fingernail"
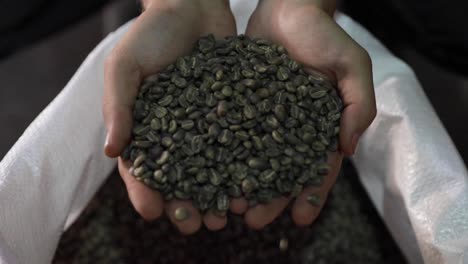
[174,207,191,221]
[351,133,360,154]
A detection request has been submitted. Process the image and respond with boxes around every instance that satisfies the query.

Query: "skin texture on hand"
[103,0,238,234]
[241,0,376,228]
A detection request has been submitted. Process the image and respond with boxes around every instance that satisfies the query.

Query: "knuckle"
[370,104,377,119]
[249,221,265,230]
[339,45,372,72]
[184,225,201,235]
[101,97,118,119]
[176,218,202,235]
[205,221,225,231]
[104,50,123,72]
[126,184,163,220]
[101,99,111,117]
[245,215,266,230]
[294,219,310,227]
[293,209,316,226]
[105,48,138,73]
[368,105,378,125]
[365,97,378,125]
[104,51,116,70]
[355,46,372,66]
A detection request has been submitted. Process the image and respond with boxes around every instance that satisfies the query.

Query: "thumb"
[337,50,376,156]
[103,49,141,157]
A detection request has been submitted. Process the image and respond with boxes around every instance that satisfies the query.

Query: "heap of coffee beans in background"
[53,161,407,264]
[122,34,343,213]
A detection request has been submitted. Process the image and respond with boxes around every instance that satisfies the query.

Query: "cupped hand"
[103,0,238,234]
[240,0,376,228]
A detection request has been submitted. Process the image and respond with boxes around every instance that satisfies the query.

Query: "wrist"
[300,0,337,15]
[257,0,336,17]
[141,0,231,15]
[141,0,233,32]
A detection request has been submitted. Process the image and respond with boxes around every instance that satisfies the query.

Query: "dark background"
[0,0,138,157]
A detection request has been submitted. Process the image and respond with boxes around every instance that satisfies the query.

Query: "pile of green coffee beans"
[122,34,342,214]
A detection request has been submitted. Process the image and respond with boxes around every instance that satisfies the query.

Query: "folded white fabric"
[0,0,467,263]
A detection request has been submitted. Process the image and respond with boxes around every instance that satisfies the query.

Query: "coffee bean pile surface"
[122,34,343,213]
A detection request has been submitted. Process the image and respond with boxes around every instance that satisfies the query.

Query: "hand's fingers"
[244,197,290,230]
[292,152,343,226]
[203,211,227,231]
[337,48,376,156]
[165,200,202,235]
[230,198,248,214]
[118,158,164,220]
[103,48,141,157]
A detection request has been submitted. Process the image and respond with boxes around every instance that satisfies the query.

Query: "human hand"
[241,0,376,228]
[103,0,239,234]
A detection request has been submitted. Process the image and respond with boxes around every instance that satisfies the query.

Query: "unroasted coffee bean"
[133,140,152,148]
[133,153,146,168]
[216,192,230,212]
[307,194,321,206]
[228,185,242,197]
[153,170,166,183]
[133,166,145,177]
[218,129,233,145]
[247,157,267,170]
[158,95,173,106]
[279,237,289,251]
[174,207,190,221]
[161,136,173,148]
[259,170,277,183]
[277,66,290,81]
[243,104,256,119]
[309,88,328,99]
[242,177,258,194]
[181,120,195,130]
[209,168,223,186]
[154,106,168,118]
[156,151,170,165]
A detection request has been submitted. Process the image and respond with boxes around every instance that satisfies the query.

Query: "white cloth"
[1,0,467,263]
